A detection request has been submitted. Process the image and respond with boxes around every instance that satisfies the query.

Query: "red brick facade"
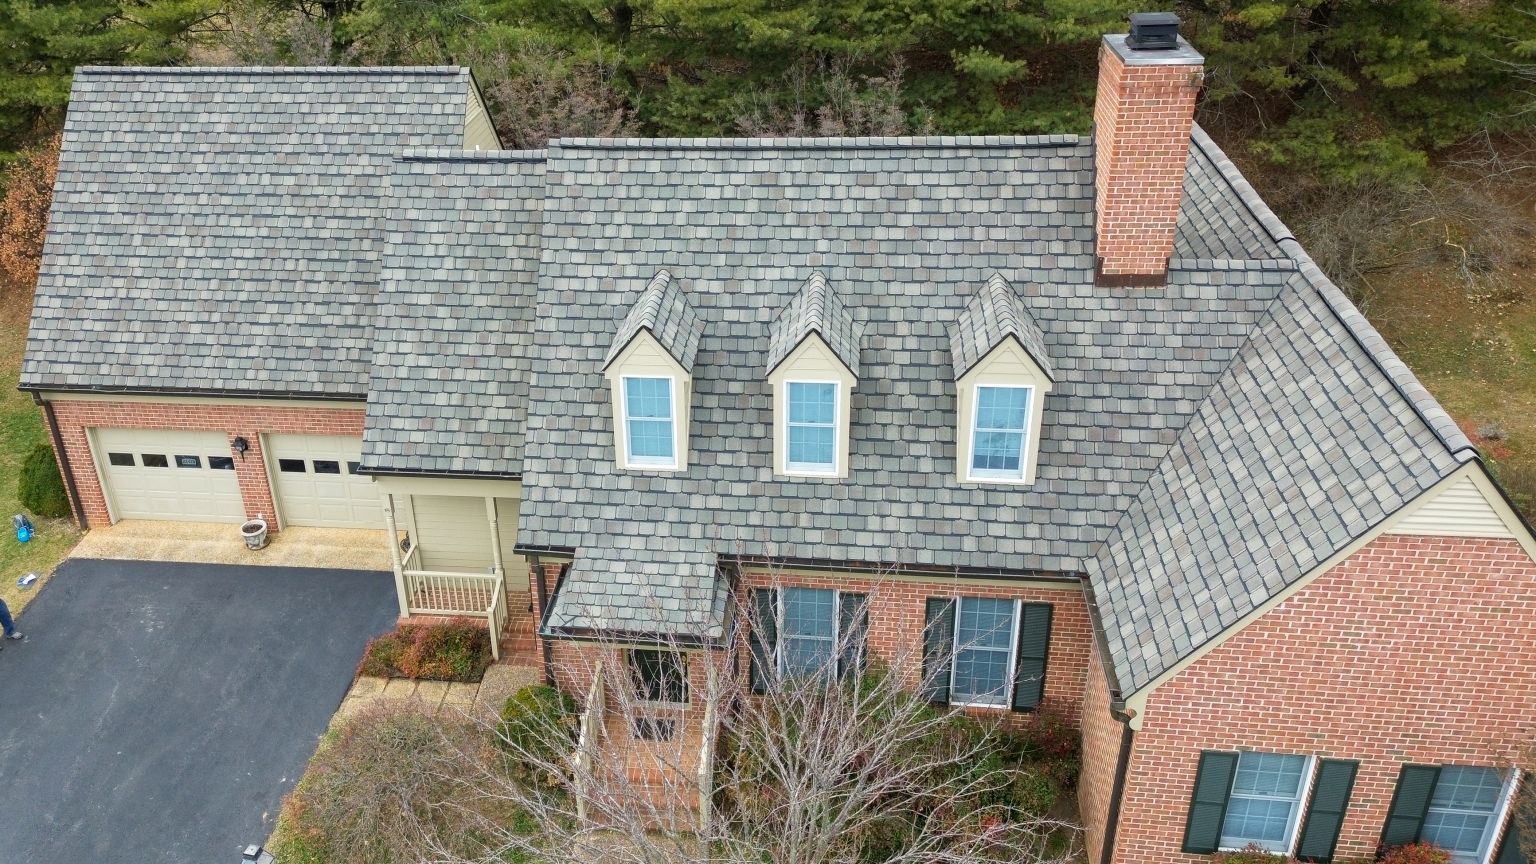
[1097,533,1536,864]
[42,397,366,530]
[1092,40,1202,281]
[1079,645,1126,864]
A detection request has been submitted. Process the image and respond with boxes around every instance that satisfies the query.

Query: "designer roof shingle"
[766,272,862,376]
[361,149,546,476]
[949,273,1054,381]
[604,270,703,372]
[20,67,478,397]
[544,546,730,642]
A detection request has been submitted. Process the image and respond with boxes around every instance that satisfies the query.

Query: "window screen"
[787,382,836,472]
[1220,752,1310,853]
[950,597,1016,707]
[1421,767,1506,864]
[971,386,1030,479]
[623,377,675,465]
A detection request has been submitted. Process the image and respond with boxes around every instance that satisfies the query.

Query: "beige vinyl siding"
[463,87,501,151]
[769,334,856,478]
[413,495,496,572]
[408,494,529,578]
[1387,475,1514,538]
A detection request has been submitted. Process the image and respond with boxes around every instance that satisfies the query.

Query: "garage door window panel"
[278,459,306,473]
[141,454,169,468]
[313,460,341,474]
[209,457,234,470]
[108,453,135,466]
[176,455,201,468]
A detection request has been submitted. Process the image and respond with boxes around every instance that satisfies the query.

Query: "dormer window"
[623,376,678,468]
[767,273,862,479]
[786,381,838,474]
[949,275,1055,487]
[603,270,702,473]
[970,385,1033,480]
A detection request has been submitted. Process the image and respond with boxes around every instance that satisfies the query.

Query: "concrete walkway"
[334,663,542,725]
[70,519,393,571]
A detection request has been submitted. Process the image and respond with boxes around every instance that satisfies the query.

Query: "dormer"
[766,273,861,478]
[603,270,702,472]
[948,274,1054,486]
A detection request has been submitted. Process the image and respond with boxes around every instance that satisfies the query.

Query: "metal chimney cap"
[1127,12,1182,50]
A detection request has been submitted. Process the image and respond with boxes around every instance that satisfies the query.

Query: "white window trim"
[1439,766,1521,864]
[774,587,865,679]
[782,379,841,477]
[948,597,1021,709]
[620,374,681,471]
[1216,753,1316,856]
[966,384,1034,484]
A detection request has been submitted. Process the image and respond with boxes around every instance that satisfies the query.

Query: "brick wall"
[1079,645,1126,864]
[43,398,366,530]
[1092,41,1202,281]
[1108,534,1536,863]
[738,570,1094,725]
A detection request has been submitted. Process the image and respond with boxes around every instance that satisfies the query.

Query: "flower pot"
[241,518,269,550]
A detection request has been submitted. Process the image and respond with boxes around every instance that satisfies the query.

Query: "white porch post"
[485,496,505,577]
[382,492,409,618]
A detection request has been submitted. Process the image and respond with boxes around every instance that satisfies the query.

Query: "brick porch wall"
[739,570,1094,725]
[42,398,366,530]
[1109,534,1536,864]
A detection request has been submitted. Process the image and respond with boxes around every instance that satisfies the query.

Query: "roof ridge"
[545,134,1085,152]
[766,271,862,376]
[397,148,547,163]
[1188,123,1475,463]
[947,273,1054,381]
[76,65,469,75]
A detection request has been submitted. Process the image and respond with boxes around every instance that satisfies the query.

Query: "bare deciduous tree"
[735,57,927,138]
[468,43,639,150]
[1,133,60,308]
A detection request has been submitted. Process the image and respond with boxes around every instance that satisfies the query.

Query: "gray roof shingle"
[20,66,476,397]
[361,149,546,475]
[604,269,703,372]
[949,273,1054,381]
[544,546,730,642]
[765,271,862,376]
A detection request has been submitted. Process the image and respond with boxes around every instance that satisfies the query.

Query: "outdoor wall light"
[232,436,250,460]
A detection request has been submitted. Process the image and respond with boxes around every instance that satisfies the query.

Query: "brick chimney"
[1093,13,1204,286]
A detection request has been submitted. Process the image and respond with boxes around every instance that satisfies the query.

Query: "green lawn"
[0,314,78,616]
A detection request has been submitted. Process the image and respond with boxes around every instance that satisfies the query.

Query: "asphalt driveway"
[0,558,398,863]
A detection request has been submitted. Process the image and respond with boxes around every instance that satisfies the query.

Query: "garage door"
[267,434,383,529]
[93,428,245,524]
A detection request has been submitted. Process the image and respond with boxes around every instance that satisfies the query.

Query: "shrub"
[1380,843,1453,864]
[18,443,70,519]
[268,701,518,864]
[498,685,577,786]
[357,619,492,683]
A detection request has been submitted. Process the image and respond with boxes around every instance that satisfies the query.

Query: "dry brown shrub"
[469,43,638,150]
[0,133,61,312]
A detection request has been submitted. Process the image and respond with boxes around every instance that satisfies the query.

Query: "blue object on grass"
[13,514,33,543]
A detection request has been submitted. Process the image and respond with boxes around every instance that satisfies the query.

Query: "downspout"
[529,555,555,687]
[1083,574,1134,864]
[34,395,87,530]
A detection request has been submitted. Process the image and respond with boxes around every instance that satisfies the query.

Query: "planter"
[241,517,269,550]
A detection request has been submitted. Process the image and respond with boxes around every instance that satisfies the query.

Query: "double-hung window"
[786,382,837,474]
[970,386,1031,480]
[921,596,1053,711]
[749,587,869,690]
[1420,767,1509,864]
[1220,753,1313,853]
[623,376,676,468]
[950,597,1019,707]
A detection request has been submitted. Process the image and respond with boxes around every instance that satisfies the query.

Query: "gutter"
[722,553,1080,585]
[34,394,87,530]
[357,465,523,481]
[18,383,367,403]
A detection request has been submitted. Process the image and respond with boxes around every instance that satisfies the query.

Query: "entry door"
[267,434,383,529]
[94,428,245,523]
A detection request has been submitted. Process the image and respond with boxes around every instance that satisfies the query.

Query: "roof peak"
[766,271,862,377]
[948,273,1054,381]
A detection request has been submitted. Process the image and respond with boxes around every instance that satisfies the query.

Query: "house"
[20,16,1536,864]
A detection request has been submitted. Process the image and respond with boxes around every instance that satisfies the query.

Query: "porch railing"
[400,544,507,661]
[697,691,717,832]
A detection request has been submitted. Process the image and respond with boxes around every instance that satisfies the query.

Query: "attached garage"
[267,434,383,529]
[92,428,245,523]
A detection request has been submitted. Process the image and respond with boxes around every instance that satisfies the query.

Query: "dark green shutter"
[922,598,956,704]
[749,588,777,694]
[1495,816,1529,864]
[1182,751,1239,854]
[837,592,869,681]
[1011,603,1052,711]
[1380,765,1441,849]
[1296,759,1359,862]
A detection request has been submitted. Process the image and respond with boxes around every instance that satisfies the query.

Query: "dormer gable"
[767,273,862,478]
[949,274,1054,486]
[603,270,702,472]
